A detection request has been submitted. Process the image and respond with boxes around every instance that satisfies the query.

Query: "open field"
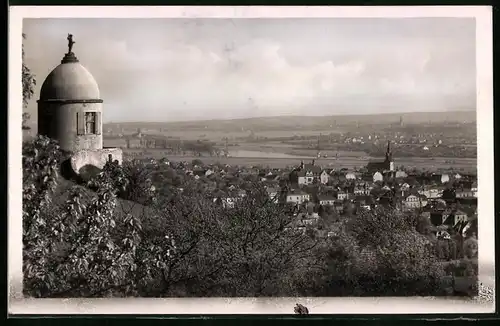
[229,142,369,157]
[105,129,343,142]
[102,110,477,172]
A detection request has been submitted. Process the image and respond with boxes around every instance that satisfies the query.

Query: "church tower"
[385,141,395,172]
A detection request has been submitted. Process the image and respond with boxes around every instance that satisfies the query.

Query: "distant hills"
[104,111,476,131]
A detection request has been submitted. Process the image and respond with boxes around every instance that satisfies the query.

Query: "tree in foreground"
[23,137,142,297]
[134,183,321,297]
[22,33,36,130]
[301,207,447,296]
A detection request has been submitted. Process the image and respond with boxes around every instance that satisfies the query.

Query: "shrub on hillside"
[23,137,142,297]
[78,164,102,183]
[133,183,321,297]
[326,207,447,296]
[113,159,156,204]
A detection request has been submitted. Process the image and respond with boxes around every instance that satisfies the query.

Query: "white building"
[298,170,315,186]
[373,171,383,183]
[297,162,322,186]
[354,187,369,196]
[441,174,450,184]
[404,194,428,210]
[472,182,478,197]
[346,172,357,180]
[337,191,348,201]
[418,187,442,199]
[286,191,311,205]
[320,170,330,185]
[319,196,336,206]
[395,170,408,178]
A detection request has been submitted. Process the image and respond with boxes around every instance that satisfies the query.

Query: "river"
[228,150,315,159]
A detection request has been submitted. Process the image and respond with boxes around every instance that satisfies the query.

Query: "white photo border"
[8,5,495,315]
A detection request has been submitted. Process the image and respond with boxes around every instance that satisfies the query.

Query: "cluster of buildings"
[158,140,477,239]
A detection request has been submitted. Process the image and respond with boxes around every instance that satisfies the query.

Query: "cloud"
[22,18,476,122]
[75,37,370,114]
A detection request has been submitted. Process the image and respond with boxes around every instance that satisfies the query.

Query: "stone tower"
[37,34,122,175]
[37,37,103,152]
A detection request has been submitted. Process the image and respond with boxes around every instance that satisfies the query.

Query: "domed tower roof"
[39,40,101,101]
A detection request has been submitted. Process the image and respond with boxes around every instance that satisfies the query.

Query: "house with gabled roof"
[404,194,428,210]
[318,195,336,206]
[456,188,474,199]
[286,190,311,205]
[354,185,370,196]
[337,189,348,201]
[345,171,357,180]
[320,170,331,185]
[430,208,453,226]
[266,187,280,203]
[418,186,443,199]
[395,170,408,178]
[297,161,322,186]
[381,185,392,191]
[373,171,384,183]
[441,173,450,184]
[471,181,478,197]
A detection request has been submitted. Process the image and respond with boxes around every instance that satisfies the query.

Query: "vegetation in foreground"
[23,136,478,298]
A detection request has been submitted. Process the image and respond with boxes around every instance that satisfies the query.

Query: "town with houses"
[155,140,478,241]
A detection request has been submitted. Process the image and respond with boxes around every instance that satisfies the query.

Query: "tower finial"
[61,33,79,63]
[67,34,75,54]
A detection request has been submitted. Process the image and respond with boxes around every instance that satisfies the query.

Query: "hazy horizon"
[23,18,476,123]
[101,109,476,125]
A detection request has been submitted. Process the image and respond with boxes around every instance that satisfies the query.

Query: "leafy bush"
[314,207,447,296]
[23,137,142,297]
[78,164,102,183]
[132,183,321,297]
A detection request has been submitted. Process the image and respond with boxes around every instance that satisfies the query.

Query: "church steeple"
[385,140,392,162]
[385,140,395,172]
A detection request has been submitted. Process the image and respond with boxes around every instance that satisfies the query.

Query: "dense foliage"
[23,136,141,297]
[22,136,477,297]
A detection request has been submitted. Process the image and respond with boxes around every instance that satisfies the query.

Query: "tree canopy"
[22,33,36,130]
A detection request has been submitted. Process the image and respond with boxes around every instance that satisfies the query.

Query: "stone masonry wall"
[70,147,123,175]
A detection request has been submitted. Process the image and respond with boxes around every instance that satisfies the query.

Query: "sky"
[23,18,476,123]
